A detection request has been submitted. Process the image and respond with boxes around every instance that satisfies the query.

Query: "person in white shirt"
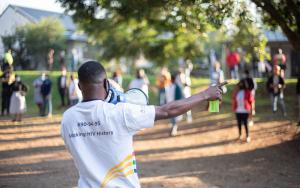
[175,67,193,123]
[61,61,223,188]
[33,74,44,116]
[128,69,149,97]
[166,74,183,136]
[68,73,82,106]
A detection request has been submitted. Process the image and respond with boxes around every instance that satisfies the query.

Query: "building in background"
[265,30,300,77]
[0,4,89,68]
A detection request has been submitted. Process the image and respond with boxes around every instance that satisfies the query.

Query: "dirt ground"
[0,109,300,188]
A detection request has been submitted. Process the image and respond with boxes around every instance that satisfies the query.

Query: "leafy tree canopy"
[58,0,300,65]
[59,0,237,64]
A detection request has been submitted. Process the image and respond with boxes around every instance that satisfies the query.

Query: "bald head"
[78,61,108,101]
[78,61,107,84]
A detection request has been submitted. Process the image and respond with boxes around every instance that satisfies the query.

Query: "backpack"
[41,79,52,96]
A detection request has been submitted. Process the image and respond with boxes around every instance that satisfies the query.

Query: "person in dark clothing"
[297,77,300,125]
[9,75,28,121]
[1,70,14,115]
[41,74,52,117]
[266,65,287,116]
[57,69,68,107]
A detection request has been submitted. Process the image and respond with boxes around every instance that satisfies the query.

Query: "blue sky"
[0,0,64,14]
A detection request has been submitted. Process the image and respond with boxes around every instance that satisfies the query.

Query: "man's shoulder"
[62,106,78,121]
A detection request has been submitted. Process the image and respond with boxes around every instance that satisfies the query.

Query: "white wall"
[0,6,31,55]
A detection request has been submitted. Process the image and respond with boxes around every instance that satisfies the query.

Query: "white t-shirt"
[236,90,248,113]
[61,101,155,188]
[128,78,149,97]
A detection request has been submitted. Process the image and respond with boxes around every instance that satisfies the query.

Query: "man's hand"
[202,85,223,101]
[154,81,227,121]
[203,82,227,101]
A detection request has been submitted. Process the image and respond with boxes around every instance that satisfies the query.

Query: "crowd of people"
[225,48,287,80]
[221,47,297,142]
[0,50,28,121]
[1,47,299,133]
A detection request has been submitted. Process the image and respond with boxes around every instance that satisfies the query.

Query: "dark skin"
[78,75,225,121]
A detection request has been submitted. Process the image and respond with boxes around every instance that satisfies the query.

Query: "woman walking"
[10,75,28,122]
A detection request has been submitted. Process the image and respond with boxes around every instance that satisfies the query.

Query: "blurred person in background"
[70,48,79,72]
[226,49,240,80]
[273,48,286,78]
[242,70,257,126]
[10,75,28,122]
[129,69,149,97]
[112,69,123,87]
[68,73,82,106]
[176,66,193,123]
[210,61,227,93]
[232,80,254,143]
[59,50,66,70]
[58,68,68,107]
[267,65,287,117]
[1,69,14,116]
[183,60,193,122]
[165,74,183,136]
[3,49,13,71]
[33,73,45,116]
[40,74,52,117]
[47,48,55,71]
[156,66,171,105]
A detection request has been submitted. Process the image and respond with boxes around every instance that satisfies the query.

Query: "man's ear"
[104,78,109,93]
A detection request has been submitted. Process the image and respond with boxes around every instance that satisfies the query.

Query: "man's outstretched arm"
[155,84,223,121]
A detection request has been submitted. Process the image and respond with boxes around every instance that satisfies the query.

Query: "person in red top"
[226,50,240,79]
[273,48,286,78]
[232,80,254,143]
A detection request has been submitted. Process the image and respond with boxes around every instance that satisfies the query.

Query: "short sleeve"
[121,103,155,134]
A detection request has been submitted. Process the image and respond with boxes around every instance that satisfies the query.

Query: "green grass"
[12,71,299,122]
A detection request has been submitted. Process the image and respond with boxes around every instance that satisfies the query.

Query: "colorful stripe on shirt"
[100,152,137,188]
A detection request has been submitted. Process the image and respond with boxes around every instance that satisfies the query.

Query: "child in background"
[166,74,183,136]
[266,65,287,116]
[232,80,254,143]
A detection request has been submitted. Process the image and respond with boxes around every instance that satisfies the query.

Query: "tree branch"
[252,0,300,52]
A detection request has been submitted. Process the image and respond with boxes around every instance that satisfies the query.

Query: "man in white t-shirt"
[61,61,223,188]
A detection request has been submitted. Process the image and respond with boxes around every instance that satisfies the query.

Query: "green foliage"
[251,0,300,53]
[22,18,66,68]
[230,18,268,63]
[58,0,300,63]
[58,0,238,65]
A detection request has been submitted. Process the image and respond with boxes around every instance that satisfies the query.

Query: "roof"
[264,30,288,42]
[6,5,86,42]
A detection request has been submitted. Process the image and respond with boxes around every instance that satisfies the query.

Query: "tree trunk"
[251,0,300,53]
